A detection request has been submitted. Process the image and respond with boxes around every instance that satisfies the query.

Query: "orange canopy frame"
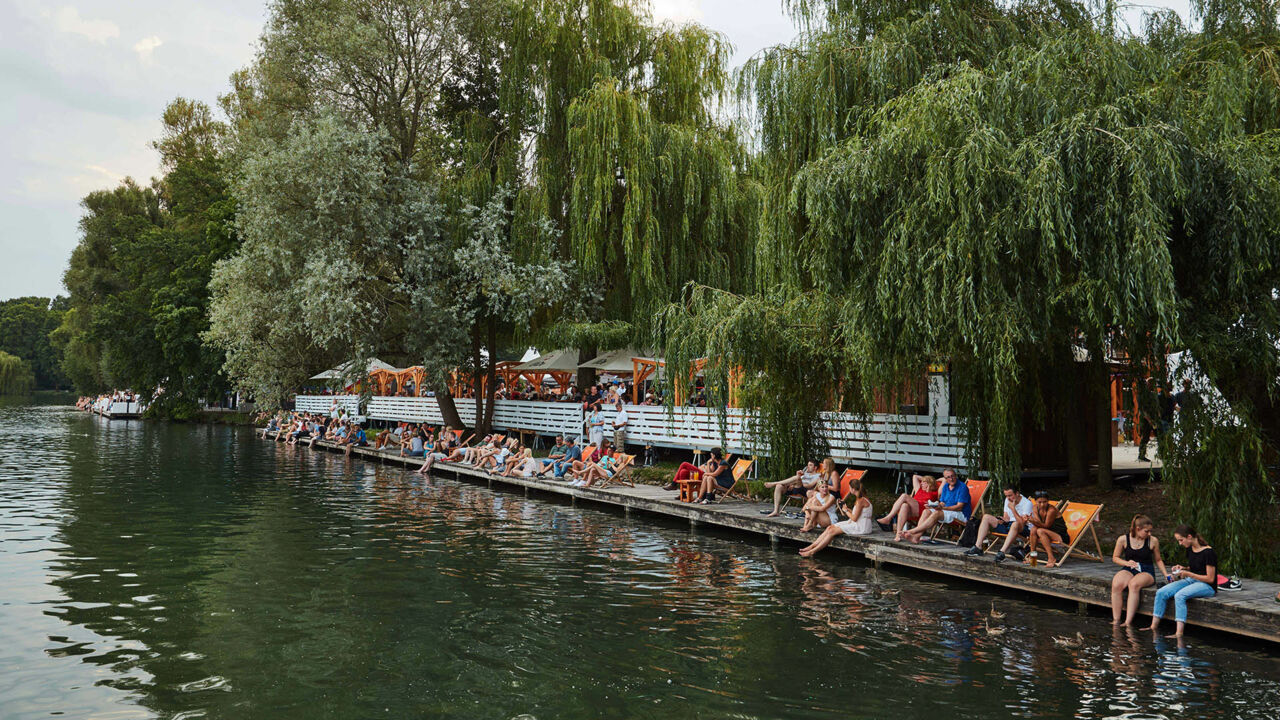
[632,358,741,407]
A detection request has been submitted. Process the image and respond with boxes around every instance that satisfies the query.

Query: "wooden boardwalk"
[277,436,1280,645]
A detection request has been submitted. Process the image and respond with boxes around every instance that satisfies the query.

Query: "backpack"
[956,515,982,548]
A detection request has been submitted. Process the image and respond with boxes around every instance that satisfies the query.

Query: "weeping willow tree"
[666,0,1280,575]
[0,352,35,395]
[504,0,763,361]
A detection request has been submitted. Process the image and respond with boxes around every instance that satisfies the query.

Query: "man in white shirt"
[966,486,1033,562]
[612,400,628,451]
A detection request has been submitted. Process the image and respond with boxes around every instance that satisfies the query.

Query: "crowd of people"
[76,390,140,411]
[258,407,1251,637]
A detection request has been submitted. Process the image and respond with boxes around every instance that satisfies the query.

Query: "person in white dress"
[799,479,875,557]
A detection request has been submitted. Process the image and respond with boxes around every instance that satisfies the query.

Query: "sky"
[0,0,1191,301]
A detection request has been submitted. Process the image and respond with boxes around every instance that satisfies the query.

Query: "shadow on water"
[0,401,1277,719]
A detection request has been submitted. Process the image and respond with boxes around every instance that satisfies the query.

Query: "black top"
[1122,535,1155,566]
[1187,546,1219,592]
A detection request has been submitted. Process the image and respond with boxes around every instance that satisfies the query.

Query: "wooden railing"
[292,394,971,470]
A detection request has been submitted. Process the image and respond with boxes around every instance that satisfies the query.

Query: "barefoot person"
[799,482,839,533]
[901,468,969,544]
[1026,492,1065,567]
[1148,525,1218,638]
[799,479,874,557]
[876,474,938,540]
[1110,514,1169,626]
[761,460,821,517]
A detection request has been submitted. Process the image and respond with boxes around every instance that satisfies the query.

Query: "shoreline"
[265,433,1280,646]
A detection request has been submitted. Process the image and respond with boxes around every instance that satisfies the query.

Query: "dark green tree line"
[57,99,238,417]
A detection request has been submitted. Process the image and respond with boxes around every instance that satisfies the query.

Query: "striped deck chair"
[597,453,636,489]
[713,457,755,503]
[1048,501,1105,564]
[930,479,990,542]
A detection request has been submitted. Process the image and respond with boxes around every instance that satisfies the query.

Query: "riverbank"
[271,435,1280,645]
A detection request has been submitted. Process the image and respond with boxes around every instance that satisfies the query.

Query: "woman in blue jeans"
[1147,525,1218,638]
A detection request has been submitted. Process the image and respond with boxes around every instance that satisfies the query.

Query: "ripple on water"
[1,401,1278,720]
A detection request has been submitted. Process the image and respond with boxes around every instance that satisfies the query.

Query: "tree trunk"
[436,389,464,432]
[1065,365,1089,487]
[483,315,498,432]
[577,345,597,392]
[1093,345,1113,491]
[471,325,486,434]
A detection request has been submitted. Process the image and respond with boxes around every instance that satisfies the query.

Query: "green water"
[1,399,1278,719]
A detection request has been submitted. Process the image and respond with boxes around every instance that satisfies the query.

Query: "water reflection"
[0,400,1277,719]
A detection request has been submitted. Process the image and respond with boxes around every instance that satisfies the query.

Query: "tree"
[207,111,444,408]
[507,0,762,380]
[0,296,68,389]
[666,0,1280,571]
[57,98,239,415]
[0,351,35,395]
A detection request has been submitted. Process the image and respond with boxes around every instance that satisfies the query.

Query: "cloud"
[651,0,703,24]
[133,35,163,62]
[49,6,119,44]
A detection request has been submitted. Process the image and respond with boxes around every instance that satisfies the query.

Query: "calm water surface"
[1,399,1278,719]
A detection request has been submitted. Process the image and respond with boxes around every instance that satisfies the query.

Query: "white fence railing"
[92,399,145,416]
[295,394,361,416]
[292,394,971,470]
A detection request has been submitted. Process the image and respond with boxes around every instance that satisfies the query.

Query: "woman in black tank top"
[1109,515,1169,626]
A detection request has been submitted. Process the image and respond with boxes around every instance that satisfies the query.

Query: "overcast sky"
[0,0,1190,301]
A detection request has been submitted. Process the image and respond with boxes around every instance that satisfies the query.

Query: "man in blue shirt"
[343,423,368,457]
[903,468,970,543]
[554,437,582,479]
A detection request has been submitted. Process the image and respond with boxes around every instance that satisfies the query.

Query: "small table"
[676,478,701,503]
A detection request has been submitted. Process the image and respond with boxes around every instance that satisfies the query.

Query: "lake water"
[1,399,1278,719]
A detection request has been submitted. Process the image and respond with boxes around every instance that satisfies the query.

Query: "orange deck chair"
[713,457,755,503]
[1047,501,1105,564]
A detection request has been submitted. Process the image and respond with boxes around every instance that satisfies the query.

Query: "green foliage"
[0,297,67,389]
[59,98,239,414]
[0,351,35,395]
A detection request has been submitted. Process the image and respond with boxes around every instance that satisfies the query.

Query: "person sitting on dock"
[693,448,734,503]
[476,437,513,471]
[760,460,822,517]
[1109,514,1169,627]
[460,434,497,465]
[494,440,527,475]
[1025,492,1066,567]
[568,440,611,480]
[341,423,368,456]
[416,429,458,474]
[900,468,969,543]
[500,448,541,479]
[260,414,280,440]
[538,435,567,472]
[799,479,839,532]
[400,425,428,458]
[571,450,618,488]
[375,423,405,451]
[798,478,875,556]
[1147,525,1218,638]
[876,474,938,540]
[324,420,347,444]
[965,485,1032,562]
[553,437,581,478]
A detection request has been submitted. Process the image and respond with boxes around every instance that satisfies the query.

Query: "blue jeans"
[1152,578,1215,622]
[553,460,572,477]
